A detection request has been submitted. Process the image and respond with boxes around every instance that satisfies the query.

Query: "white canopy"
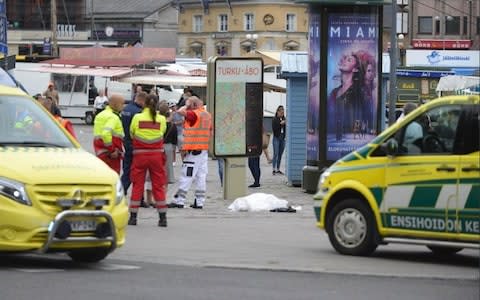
[436,75,480,92]
[118,74,207,87]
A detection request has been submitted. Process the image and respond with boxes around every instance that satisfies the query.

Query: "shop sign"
[406,50,480,68]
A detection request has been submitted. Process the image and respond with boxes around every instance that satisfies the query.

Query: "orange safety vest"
[183,107,211,150]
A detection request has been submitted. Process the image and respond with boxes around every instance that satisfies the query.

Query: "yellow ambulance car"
[314,95,479,256]
[0,84,128,262]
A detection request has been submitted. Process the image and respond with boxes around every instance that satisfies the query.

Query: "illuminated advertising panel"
[326,13,379,161]
[213,58,263,157]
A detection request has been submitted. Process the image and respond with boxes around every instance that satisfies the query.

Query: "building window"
[245,13,254,31]
[445,16,460,35]
[435,18,440,35]
[463,16,467,35]
[418,16,432,34]
[193,15,203,32]
[286,13,296,32]
[218,14,228,32]
[217,45,227,56]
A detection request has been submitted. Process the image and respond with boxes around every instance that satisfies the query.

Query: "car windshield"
[0,95,75,148]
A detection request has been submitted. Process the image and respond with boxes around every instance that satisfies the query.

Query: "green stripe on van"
[465,186,480,209]
[409,186,441,208]
[370,187,383,207]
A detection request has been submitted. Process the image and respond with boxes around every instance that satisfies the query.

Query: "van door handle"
[436,166,456,172]
[461,166,480,172]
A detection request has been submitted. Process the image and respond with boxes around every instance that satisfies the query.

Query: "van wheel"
[326,198,378,256]
[85,112,94,125]
[68,248,110,263]
[427,246,463,256]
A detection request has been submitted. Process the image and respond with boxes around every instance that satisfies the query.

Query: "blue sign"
[43,38,52,55]
[0,0,7,56]
[396,70,455,78]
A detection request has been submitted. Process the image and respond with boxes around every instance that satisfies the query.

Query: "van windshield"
[0,95,75,148]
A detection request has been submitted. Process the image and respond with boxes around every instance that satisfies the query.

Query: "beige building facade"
[176,0,308,60]
[408,0,479,50]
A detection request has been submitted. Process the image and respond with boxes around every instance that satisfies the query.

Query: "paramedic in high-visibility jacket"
[128,94,168,227]
[168,96,212,209]
[93,94,125,174]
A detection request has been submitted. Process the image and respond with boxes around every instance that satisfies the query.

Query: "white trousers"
[172,150,208,206]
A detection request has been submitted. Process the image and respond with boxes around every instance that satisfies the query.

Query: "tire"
[68,248,110,263]
[326,198,378,256]
[85,112,94,125]
[427,246,463,256]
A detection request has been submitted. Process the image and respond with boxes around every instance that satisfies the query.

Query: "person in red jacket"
[93,94,125,173]
[128,94,167,227]
[39,95,78,141]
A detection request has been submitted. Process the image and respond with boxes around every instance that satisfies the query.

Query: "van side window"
[399,105,462,155]
[453,104,479,154]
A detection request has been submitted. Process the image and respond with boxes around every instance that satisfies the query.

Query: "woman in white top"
[94,89,109,115]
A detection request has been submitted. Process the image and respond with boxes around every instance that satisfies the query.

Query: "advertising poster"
[326,13,379,161]
[306,12,320,162]
[0,0,7,56]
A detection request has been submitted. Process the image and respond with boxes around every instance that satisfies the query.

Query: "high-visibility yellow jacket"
[183,107,211,150]
[93,106,124,157]
[15,110,33,131]
[130,107,167,151]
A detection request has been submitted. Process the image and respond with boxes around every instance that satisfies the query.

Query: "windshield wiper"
[0,142,67,148]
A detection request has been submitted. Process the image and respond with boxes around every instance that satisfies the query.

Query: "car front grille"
[29,184,113,215]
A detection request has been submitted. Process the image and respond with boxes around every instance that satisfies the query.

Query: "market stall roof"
[118,74,207,87]
[15,65,133,78]
[245,50,281,66]
[44,47,176,67]
[436,75,480,92]
[117,73,286,91]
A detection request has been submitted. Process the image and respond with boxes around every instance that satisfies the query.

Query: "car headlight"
[319,171,331,186]
[115,180,125,205]
[0,177,31,206]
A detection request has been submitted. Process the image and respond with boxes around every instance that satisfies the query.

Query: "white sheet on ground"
[228,193,288,212]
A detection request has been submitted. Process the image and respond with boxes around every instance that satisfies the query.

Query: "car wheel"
[427,246,463,256]
[326,198,378,256]
[68,248,110,263]
[85,112,94,125]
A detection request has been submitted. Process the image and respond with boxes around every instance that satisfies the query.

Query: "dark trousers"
[248,156,261,184]
[121,146,133,194]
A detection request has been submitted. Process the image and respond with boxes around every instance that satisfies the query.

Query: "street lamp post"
[388,3,398,126]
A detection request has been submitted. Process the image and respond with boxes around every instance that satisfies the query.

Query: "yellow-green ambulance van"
[0,84,128,262]
[314,95,479,256]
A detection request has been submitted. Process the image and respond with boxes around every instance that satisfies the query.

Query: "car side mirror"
[382,138,399,157]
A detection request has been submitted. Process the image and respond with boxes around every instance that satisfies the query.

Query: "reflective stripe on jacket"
[183,107,211,150]
[130,107,167,150]
[93,106,124,156]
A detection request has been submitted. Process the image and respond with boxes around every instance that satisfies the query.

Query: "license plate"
[70,220,97,232]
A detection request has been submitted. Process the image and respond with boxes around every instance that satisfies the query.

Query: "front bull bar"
[40,210,117,253]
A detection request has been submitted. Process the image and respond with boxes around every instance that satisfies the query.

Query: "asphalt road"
[0,254,478,300]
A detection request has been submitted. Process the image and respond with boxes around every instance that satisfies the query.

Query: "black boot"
[128,212,137,226]
[158,212,167,227]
